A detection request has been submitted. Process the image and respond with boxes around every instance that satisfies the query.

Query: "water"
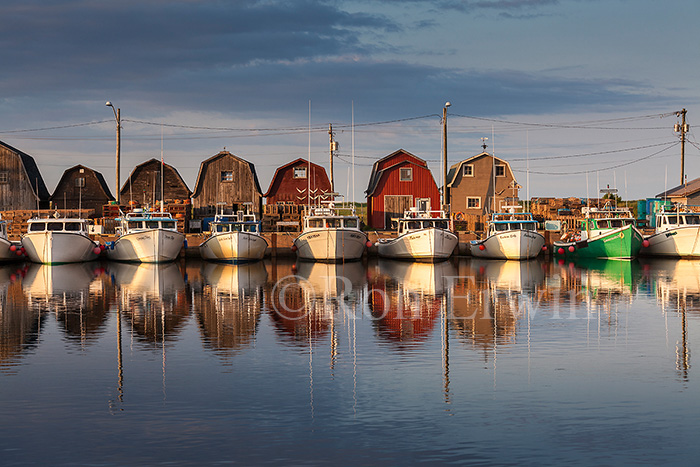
[1,257,699,465]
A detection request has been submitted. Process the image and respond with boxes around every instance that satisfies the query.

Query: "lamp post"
[106,101,121,205]
[442,102,451,212]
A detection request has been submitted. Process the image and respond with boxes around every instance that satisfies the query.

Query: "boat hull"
[107,229,185,263]
[553,224,643,259]
[643,226,700,257]
[199,231,268,262]
[377,228,458,261]
[294,229,367,262]
[21,232,99,264]
[471,230,545,260]
[0,237,19,261]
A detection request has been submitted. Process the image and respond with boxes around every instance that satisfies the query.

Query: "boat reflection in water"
[369,259,456,345]
[196,262,267,358]
[107,262,188,347]
[450,259,544,351]
[268,261,366,346]
[22,262,110,346]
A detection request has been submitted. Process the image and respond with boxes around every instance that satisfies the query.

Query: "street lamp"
[106,101,121,205]
[443,101,451,212]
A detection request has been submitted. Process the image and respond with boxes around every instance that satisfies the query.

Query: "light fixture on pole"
[442,101,451,212]
[106,101,121,205]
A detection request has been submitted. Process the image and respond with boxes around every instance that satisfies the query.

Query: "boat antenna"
[160,124,164,212]
[352,100,355,209]
[492,126,496,213]
[526,130,529,212]
[308,100,311,209]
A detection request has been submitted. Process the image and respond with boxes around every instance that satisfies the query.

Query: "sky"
[1,0,699,203]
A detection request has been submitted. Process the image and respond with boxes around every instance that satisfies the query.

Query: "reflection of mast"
[676,299,690,381]
[441,293,450,406]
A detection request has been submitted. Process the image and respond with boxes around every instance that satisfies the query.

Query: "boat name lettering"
[665,231,678,238]
[307,233,320,239]
[350,234,362,239]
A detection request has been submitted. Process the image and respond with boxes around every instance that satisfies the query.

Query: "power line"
[0,120,111,134]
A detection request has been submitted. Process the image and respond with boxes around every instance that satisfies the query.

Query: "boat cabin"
[27,218,90,234]
[210,213,261,234]
[488,212,538,235]
[304,215,360,231]
[118,210,178,233]
[655,211,700,231]
[399,218,450,235]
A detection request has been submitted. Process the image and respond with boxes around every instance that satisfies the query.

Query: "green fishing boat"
[553,204,644,260]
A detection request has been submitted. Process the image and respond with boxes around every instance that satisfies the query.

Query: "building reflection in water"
[0,264,42,373]
[196,262,267,361]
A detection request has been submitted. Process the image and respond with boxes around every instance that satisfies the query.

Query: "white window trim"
[399,167,413,182]
[495,164,506,177]
[463,164,474,177]
[293,167,308,179]
[221,170,234,182]
[466,197,481,209]
[0,171,8,184]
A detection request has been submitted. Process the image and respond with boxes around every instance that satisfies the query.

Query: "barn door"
[384,195,412,229]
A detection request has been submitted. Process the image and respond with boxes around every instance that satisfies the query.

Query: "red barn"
[365,149,440,229]
[263,158,332,205]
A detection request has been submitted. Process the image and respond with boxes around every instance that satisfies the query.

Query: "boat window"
[47,222,64,231]
[345,218,358,228]
[495,223,509,232]
[326,219,342,228]
[596,220,609,228]
[162,221,176,229]
[146,221,159,229]
[29,222,46,232]
[407,221,421,230]
[215,224,229,233]
[435,220,448,230]
[666,216,678,225]
[243,224,257,233]
[64,222,82,231]
[308,219,324,229]
[686,215,700,225]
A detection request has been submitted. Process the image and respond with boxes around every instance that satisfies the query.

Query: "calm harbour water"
[1,256,699,465]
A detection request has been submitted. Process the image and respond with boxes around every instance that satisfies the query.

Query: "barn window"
[75,177,85,187]
[495,165,505,177]
[221,171,234,182]
[294,167,307,179]
[467,197,481,209]
[399,168,412,181]
[0,172,7,184]
[463,164,474,177]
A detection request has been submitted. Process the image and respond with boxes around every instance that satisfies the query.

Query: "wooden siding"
[0,143,49,211]
[50,165,114,217]
[366,150,440,229]
[192,151,262,217]
[120,159,191,206]
[264,158,331,205]
[448,153,518,215]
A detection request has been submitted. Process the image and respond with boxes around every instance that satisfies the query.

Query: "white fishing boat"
[643,204,700,257]
[376,208,458,261]
[21,216,101,264]
[106,208,185,263]
[293,203,369,262]
[199,209,268,263]
[470,207,545,260]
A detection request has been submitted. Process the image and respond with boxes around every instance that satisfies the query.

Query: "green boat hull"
[553,224,643,259]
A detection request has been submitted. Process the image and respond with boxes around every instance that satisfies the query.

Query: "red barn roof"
[264,158,332,205]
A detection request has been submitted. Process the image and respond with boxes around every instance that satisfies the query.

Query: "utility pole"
[676,109,688,186]
[328,124,337,193]
[106,102,121,205]
[443,102,451,212]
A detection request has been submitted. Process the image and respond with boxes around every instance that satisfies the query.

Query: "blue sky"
[1,0,698,202]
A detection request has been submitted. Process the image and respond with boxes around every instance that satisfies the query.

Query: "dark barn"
[50,164,114,217]
[120,158,191,206]
[0,140,50,211]
[365,149,441,229]
[264,158,332,205]
[191,151,263,217]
